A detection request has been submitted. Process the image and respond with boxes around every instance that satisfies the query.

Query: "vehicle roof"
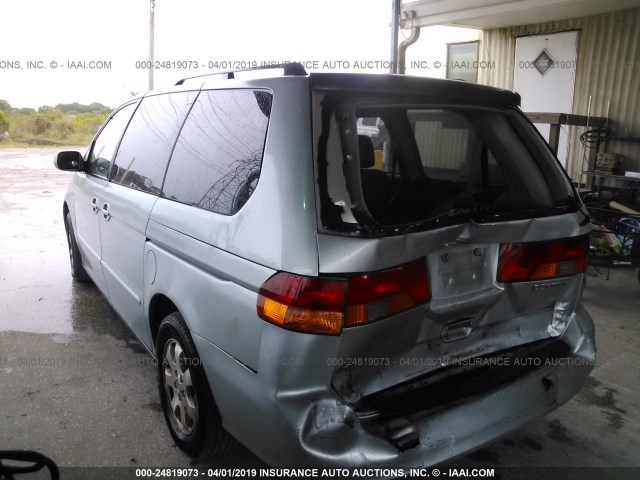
[308,72,520,107]
[136,70,520,108]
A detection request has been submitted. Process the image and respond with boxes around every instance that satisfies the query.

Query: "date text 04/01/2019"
[135,468,406,478]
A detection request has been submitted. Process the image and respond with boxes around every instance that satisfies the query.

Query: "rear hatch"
[310,74,591,415]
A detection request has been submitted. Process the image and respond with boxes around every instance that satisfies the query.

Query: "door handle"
[91,197,100,214]
[102,203,111,221]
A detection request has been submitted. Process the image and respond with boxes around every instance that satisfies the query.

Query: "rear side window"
[111,92,196,194]
[86,103,137,178]
[162,89,273,215]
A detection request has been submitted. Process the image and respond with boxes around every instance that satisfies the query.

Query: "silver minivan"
[55,64,596,468]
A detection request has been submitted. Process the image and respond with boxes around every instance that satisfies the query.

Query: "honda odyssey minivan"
[55,63,595,467]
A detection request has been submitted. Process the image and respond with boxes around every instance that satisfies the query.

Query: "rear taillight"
[257,273,347,335]
[257,258,431,335]
[345,259,430,327]
[498,236,588,283]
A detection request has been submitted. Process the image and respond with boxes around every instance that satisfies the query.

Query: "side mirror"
[54,151,84,171]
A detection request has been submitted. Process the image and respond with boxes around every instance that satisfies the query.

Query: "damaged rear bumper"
[196,305,595,468]
[283,306,594,467]
[300,348,592,467]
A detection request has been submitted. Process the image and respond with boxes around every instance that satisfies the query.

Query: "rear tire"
[156,312,235,458]
[65,212,90,282]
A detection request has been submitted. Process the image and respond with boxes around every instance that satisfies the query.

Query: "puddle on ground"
[547,419,576,446]
[578,377,627,414]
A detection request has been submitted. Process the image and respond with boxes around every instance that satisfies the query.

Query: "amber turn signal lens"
[257,296,343,335]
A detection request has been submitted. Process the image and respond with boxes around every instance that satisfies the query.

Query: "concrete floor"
[1,148,639,476]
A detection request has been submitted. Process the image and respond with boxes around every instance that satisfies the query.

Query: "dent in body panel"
[191,323,352,465]
[300,310,594,467]
[329,272,586,404]
[193,310,594,467]
[317,213,591,404]
[318,212,591,274]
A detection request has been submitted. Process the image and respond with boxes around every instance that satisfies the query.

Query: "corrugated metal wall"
[414,119,469,169]
[477,7,640,180]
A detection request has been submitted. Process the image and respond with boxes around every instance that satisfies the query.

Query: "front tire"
[156,312,234,458]
[65,212,89,282]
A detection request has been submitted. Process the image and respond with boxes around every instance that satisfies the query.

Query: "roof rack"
[175,62,308,86]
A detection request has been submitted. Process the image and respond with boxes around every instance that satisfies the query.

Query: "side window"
[86,103,137,178]
[162,89,273,215]
[446,41,479,83]
[111,92,196,194]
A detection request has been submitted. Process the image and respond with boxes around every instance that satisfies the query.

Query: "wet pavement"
[1,148,639,475]
[0,148,266,471]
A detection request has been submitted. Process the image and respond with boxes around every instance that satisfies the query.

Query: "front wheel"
[156,312,234,458]
[65,212,89,282]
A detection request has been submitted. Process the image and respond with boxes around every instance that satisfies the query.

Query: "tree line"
[0,99,111,146]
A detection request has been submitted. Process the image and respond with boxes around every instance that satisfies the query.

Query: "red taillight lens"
[257,273,347,335]
[257,259,431,335]
[345,258,431,327]
[498,236,588,283]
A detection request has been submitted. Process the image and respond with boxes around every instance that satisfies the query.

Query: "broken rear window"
[316,96,577,236]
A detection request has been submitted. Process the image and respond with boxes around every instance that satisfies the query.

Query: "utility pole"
[390,0,401,73]
[149,0,155,90]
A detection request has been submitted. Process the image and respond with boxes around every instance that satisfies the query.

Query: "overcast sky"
[0,0,392,109]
